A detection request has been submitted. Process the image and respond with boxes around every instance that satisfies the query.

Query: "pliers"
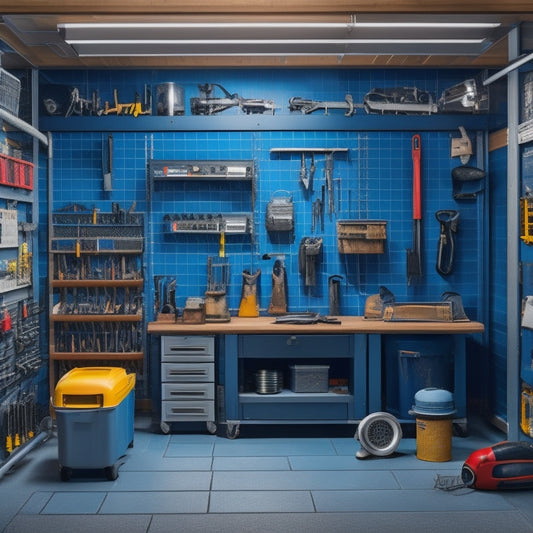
[274,312,341,324]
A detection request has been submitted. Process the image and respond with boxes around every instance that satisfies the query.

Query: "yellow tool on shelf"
[100,89,151,118]
[521,383,533,437]
[219,231,225,258]
[521,197,533,245]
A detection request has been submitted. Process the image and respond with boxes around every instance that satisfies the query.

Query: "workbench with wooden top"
[147,316,484,335]
[148,316,484,438]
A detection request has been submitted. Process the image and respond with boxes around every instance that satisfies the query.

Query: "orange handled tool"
[407,134,422,285]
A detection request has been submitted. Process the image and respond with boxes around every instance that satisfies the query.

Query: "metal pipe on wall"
[507,26,521,441]
[0,108,48,147]
[0,418,52,480]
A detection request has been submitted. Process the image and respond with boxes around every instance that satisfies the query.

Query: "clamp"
[435,210,460,276]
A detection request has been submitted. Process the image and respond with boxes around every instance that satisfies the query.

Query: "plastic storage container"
[409,388,456,462]
[52,367,135,481]
[384,335,454,418]
[290,365,329,393]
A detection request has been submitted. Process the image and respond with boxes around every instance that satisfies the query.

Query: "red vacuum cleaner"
[461,441,533,490]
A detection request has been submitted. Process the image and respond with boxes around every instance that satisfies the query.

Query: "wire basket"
[0,68,21,116]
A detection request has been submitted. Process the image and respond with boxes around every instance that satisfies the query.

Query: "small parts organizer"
[0,153,33,191]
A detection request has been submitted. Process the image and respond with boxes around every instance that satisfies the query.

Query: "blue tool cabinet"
[148,317,483,439]
[222,333,367,437]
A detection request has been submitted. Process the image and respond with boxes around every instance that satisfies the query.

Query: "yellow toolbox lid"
[53,367,136,408]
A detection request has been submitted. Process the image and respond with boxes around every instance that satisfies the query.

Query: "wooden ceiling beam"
[3,0,533,15]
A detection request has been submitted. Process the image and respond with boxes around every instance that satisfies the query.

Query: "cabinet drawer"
[162,400,215,422]
[162,382,214,401]
[161,336,214,362]
[161,362,214,382]
[239,334,352,358]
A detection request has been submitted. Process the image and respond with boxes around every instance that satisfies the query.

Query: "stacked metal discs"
[255,370,283,394]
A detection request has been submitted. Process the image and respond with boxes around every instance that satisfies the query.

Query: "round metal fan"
[355,412,402,459]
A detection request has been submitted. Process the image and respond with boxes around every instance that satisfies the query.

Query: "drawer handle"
[287,336,298,346]
[170,408,206,414]
[168,370,208,376]
[170,391,205,397]
[169,346,208,353]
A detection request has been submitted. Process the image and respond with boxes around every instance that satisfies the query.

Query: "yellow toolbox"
[52,367,135,481]
[53,366,135,408]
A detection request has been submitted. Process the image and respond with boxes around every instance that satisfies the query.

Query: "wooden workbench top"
[147,316,485,335]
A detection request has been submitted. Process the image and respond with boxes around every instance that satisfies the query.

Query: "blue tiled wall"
[42,68,486,323]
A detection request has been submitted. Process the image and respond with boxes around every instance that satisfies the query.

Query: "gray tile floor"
[1,416,533,533]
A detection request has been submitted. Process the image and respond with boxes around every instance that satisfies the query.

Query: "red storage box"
[0,153,34,190]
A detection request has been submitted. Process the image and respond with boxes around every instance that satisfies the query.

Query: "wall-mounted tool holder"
[0,299,41,396]
[149,159,255,181]
[164,213,252,234]
[49,208,145,393]
[337,220,387,254]
[52,320,143,353]
[51,207,144,253]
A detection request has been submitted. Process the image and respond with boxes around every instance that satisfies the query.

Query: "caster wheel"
[226,423,240,440]
[160,421,170,434]
[453,422,468,437]
[105,464,119,481]
[128,439,134,448]
[60,466,72,482]
[206,421,217,434]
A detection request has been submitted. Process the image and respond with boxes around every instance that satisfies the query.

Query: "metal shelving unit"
[0,67,51,473]
[48,210,145,393]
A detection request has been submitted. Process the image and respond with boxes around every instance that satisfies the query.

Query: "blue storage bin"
[52,367,135,480]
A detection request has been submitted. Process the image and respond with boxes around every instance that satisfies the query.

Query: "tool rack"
[48,210,145,394]
[0,72,49,467]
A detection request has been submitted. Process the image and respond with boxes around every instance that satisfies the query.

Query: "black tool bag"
[266,191,294,232]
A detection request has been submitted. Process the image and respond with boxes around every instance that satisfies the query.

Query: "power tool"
[461,441,533,490]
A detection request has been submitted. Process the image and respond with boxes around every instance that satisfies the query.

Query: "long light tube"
[59,21,501,30]
[58,18,500,57]
[65,39,484,45]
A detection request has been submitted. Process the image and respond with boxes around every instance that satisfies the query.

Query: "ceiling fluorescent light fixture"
[59,22,352,30]
[58,19,495,57]
[65,39,484,45]
[353,22,501,29]
[58,20,501,31]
